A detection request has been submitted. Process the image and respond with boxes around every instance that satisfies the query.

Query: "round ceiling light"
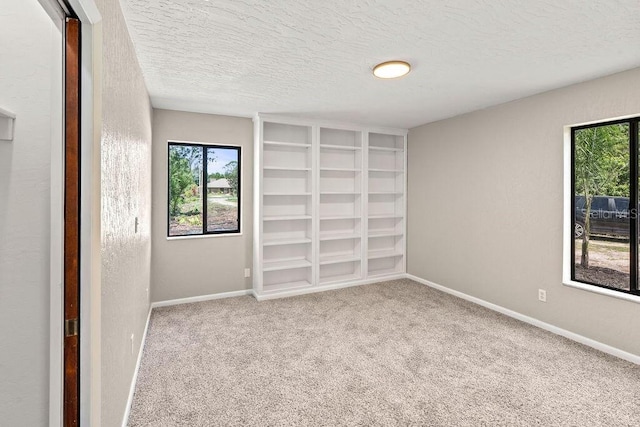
[373,61,411,79]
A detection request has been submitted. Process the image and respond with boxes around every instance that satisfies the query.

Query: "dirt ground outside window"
[574,238,630,290]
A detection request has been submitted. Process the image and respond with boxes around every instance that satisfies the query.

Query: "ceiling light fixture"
[372,61,411,79]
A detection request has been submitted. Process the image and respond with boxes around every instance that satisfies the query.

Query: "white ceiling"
[119,0,640,129]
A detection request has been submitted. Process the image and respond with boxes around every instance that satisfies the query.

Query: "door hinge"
[65,318,79,337]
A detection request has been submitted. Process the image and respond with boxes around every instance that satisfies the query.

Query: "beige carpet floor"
[128,279,640,426]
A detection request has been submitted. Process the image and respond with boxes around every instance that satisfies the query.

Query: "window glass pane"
[168,144,203,236]
[574,123,630,291]
[590,196,610,211]
[614,197,629,212]
[206,147,240,233]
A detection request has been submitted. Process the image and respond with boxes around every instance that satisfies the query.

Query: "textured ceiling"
[119,0,640,129]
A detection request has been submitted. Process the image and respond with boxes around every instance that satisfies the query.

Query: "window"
[168,142,241,237]
[571,118,639,296]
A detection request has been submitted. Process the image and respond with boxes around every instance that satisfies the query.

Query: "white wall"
[0,0,62,424]
[408,67,640,357]
[151,109,253,302]
[93,0,152,426]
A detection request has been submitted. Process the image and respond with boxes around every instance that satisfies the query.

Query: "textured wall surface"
[152,109,253,302]
[408,67,640,357]
[0,1,61,424]
[118,0,640,128]
[94,0,153,426]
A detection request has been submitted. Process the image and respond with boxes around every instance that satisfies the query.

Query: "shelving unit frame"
[254,114,407,300]
[367,131,408,278]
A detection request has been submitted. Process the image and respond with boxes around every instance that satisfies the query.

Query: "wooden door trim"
[64,17,81,427]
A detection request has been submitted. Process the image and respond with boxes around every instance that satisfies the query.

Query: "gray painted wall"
[408,67,640,357]
[95,0,153,425]
[0,1,61,424]
[151,109,253,302]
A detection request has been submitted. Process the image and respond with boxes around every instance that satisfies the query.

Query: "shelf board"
[263,258,312,272]
[367,250,404,260]
[320,144,362,151]
[368,168,404,173]
[319,273,361,285]
[264,140,311,148]
[263,237,312,247]
[368,191,403,195]
[368,230,404,238]
[320,191,361,195]
[262,280,312,293]
[320,215,361,221]
[264,166,311,171]
[263,215,312,221]
[263,192,312,196]
[319,254,361,266]
[369,146,403,152]
[320,167,361,172]
[367,268,402,277]
[368,214,403,220]
[320,233,361,241]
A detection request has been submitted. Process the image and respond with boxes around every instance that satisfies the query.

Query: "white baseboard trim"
[150,275,408,305]
[151,289,253,308]
[405,274,640,365]
[254,273,407,301]
[121,306,152,427]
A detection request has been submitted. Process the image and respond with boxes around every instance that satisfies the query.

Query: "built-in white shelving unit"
[254,115,407,300]
[318,127,364,286]
[257,121,314,294]
[367,132,406,278]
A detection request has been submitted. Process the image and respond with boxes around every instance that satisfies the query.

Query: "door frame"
[64,16,83,426]
[44,0,102,426]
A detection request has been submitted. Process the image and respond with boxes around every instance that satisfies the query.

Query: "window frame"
[569,117,640,297]
[167,140,242,238]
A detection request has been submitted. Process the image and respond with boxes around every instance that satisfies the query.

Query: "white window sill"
[167,232,243,241]
[563,280,640,304]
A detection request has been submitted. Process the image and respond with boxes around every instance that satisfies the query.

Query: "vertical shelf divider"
[362,130,369,278]
[402,134,408,274]
[312,124,320,287]
[252,117,263,294]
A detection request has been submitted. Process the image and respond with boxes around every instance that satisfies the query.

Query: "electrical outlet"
[538,289,547,302]
[130,334,135,354]
[244,268,251,278]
